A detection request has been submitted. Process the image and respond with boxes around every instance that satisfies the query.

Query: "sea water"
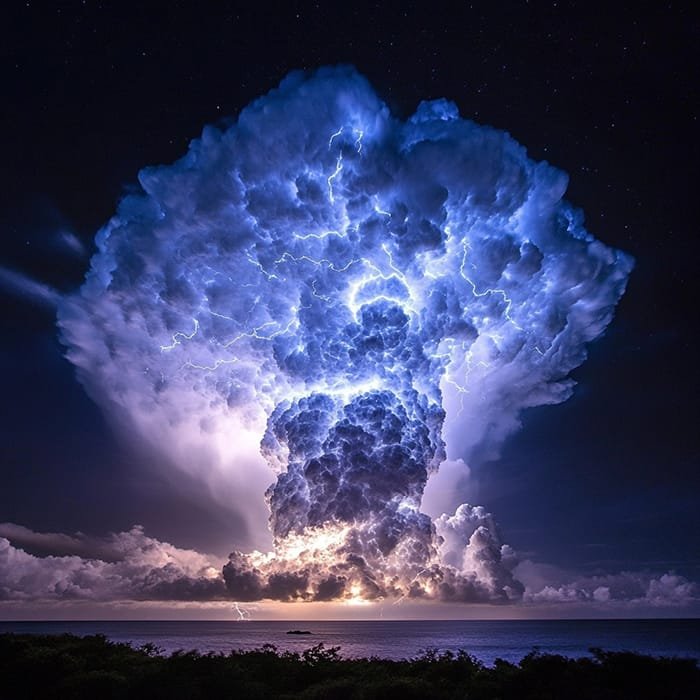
[1,619,698,665]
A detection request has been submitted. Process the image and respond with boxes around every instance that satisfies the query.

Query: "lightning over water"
[57,67,633,604]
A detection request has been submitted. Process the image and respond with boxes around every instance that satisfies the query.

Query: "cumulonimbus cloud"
[54,66,636,603]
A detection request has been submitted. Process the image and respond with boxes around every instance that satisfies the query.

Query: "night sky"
[1,1,698,617]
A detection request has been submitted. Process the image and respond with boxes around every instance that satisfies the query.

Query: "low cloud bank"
[1,523,695,611]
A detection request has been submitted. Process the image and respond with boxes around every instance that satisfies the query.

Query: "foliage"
[0,633,698,699]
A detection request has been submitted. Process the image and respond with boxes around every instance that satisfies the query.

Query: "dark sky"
[1,1,698,585]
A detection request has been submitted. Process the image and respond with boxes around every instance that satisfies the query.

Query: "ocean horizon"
[2,619,698,666]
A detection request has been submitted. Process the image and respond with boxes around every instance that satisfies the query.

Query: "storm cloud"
[55,67,634,603]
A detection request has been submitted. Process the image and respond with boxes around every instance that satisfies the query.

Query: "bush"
[0,633,697,700]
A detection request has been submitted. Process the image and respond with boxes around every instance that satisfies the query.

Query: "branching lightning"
[327,154,343,203]
[160,319,200,351]
[233,602,251,620]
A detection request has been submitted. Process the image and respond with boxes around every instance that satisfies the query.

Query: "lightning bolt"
[458,239,520,328]
[233,602,251,620]
[160,319,200,351]
[353,128,364,153]
[328,126,343,149]
[327,153,343,203]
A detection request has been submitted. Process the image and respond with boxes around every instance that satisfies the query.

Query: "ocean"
[1,619,698,665]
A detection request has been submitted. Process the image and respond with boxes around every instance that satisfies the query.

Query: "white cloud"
[0,525,225,603]
[516,560,699,608]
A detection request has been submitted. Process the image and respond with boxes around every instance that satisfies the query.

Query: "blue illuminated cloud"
[58,66,633,602]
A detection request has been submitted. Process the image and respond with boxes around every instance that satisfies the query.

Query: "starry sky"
[1,1,698,617]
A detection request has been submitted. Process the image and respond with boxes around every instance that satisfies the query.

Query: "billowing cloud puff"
[0,525,225,602]
[515,560,699,608]
[56,66,634,602]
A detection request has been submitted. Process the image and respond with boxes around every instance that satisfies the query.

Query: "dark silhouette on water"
[287,629,312,635]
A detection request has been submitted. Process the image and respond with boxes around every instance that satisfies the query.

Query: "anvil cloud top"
[56,67,632,603]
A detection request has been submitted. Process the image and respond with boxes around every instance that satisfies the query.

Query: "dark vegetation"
[0,633,698,699]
